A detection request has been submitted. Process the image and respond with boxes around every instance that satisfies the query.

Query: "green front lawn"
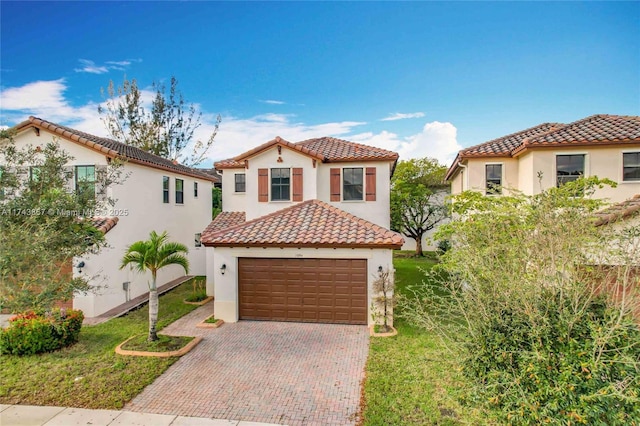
[0,278,202,409]
[361,253,488,425]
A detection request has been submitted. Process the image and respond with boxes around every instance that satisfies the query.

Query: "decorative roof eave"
[204,241,403,249]
[444,154,463,182]
[511,139,640,157]
[233,136,326,162]
[12,118,218,183]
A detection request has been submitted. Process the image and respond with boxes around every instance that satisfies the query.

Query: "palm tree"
[120,231,189,341]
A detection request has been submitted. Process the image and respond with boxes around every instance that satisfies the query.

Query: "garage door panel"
[238,258,367,324]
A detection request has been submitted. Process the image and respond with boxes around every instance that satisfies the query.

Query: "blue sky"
[1,1,638,167]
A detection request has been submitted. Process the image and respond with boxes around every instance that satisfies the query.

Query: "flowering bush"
[0,308,84,355]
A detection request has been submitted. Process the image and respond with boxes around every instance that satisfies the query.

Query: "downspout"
[457,162,468,192]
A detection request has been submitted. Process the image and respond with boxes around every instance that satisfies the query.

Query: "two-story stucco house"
[445,114,640,203]
[201,137,404,326]
[5,117,215,318]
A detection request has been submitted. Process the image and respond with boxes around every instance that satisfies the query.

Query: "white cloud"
[0,79,460,167]
[351,121,461,165]
[75,59,109,74]
[260,99,285,105]
[380,112,426,121]
[74,58,140,74]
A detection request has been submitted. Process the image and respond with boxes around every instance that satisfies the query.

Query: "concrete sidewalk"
[0,405,286,426]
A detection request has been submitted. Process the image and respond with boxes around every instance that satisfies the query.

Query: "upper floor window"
[235,173,246,193]
[343,168,363,201]
[485,164,502,195]
[29,166,42,182]
[175,178,184,204]
[556,154,585,187]
[194,182,199,198]
[163,176,170,203]
[271,168,290,201]
[75,165,96,201]
[623,152,640,182]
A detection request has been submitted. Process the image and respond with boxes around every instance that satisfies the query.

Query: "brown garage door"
[238,258,367,324]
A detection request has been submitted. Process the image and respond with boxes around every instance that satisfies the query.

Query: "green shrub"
[0,308,84,355]
[465,290,640,425]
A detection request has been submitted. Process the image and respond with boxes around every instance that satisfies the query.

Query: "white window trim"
[554,152,589,186]
[484,162,504,196]
[620,149,640,184]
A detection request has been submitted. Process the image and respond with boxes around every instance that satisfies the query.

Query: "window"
[163,176,170,203]
[271,168,290,201]
[194,182,198,198]
[235,173,246,193]
[75,165,96,201]
[485,164,502,194]
[29,166,41,182]
[195,233,202,247]
[623,152,640,182]
[175,178,184,204]
[343,168,363,201]
[556,154,585,187]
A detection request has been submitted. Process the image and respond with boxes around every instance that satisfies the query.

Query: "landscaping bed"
[361,254,488,425]
[0,278,202,409]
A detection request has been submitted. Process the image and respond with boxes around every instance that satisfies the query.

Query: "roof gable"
[201,199,403,249]
[215,136,399,169]
[13,117,217,182]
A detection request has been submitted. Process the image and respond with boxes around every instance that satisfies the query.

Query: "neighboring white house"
[5,117,215,318]
[445,114,640,203]
[201,136,404,326]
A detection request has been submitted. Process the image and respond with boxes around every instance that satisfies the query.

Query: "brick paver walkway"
[125,304,369,426]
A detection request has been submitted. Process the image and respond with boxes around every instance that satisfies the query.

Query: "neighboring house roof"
[201,199,404,249]
[445,114,640,181]
[201,211,246,235]
[90,216,119,234]
[595,194,640,227]
[512,114,640,155]
[214,136,399,169]
[12,117,217,182]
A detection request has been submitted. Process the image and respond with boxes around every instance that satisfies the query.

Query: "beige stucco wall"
[209,246,395,326]
[521,146,640,202]
[7,128,212,317]
[451,145,640,204]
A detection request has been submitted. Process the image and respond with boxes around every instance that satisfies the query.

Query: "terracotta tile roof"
[445,114,640,181]
[90,216,119,234]
[215,136,399,169]
[514,114,640,155]
[460,123,563,157]
[295,137,399,162]
[201,211,246,236]
[201,199,404,249]
[595,194,640,226]
[14,117,217,182]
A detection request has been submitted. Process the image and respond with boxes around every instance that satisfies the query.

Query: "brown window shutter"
[330,168,341,201]
[292,168,303,201]
[258,168,268,202]
[365,167,376,201]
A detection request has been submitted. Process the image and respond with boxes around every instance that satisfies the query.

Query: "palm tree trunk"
[148,274,159,342]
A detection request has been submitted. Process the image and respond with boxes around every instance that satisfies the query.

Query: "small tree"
[371,268,395,332]
[0,132,124,312]
[120,231,189,341]
[391,158,449,256]
[99,76,221,167]
[400,178,640,424]
[212,186,222,219]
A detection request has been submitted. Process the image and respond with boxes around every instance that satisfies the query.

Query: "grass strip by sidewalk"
[361,253,488,425]
[0,278,202,409]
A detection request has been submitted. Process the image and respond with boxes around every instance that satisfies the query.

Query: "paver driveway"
[125,304,370,426]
